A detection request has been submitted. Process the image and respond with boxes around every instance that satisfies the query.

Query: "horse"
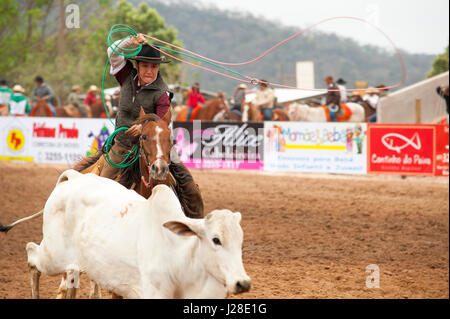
[30,98,112,118]
[29,98,54,117]
[241,101,291,122]
[175,93,233,122]
[286,102,365,122]
[347,95,376,122]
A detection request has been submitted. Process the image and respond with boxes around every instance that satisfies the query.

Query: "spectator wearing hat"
[231,83,247,115]
[68,85,87,117]
[363,87,380,123]
[324,76,341,122]
[336,78,348,103]
[32,75,56,116]
[103,32,203,219]
[252,80,275,121]
[0,79,13,116]
[9,85,31,116]
[84,85,99,108]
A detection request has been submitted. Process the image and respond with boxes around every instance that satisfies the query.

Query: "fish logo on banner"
[381,132,421,154]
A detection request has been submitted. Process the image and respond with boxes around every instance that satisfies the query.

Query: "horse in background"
[286,102,365,122]
[347,94,375,122]
[29,98,112,118]
[241,101,290,122]
[175,91,237,121]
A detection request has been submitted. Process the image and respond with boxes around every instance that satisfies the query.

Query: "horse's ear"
[139,106,146,119]
[162,108,172,126]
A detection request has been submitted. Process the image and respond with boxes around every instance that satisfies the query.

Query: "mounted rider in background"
[324,76,341,122]
[32,76,56,116]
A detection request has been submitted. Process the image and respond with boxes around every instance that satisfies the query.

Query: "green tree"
[0,0,182,103]
[427,44,449,78]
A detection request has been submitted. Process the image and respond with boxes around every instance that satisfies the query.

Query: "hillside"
[129,0,434,96]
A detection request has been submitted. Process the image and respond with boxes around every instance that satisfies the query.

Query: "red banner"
[368,124,436,176]
[434,125,449,176]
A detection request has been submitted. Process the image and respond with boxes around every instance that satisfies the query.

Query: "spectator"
[436,85,449,115]
[33,76,56,116]
[9,85,31,116]
[376,83,389,98]
[252,80,275,121]
[231,83,247,115]
[363,87,380,123]
[84,85,99,107]
[186,82,205,121]
[68,85,87,117]
[111,88,120,116]
[324,76,341,122]
[336,78,348,103]
[0,79,13,116]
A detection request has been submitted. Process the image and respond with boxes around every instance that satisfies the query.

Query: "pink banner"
[183,159,263,170]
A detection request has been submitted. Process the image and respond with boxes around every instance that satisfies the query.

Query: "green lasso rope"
[101,24,141,168]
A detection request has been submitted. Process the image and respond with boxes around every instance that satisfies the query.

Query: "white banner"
[264,121,368,174]
[0,117,116,165]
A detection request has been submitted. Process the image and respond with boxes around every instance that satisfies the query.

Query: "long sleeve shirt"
[186,89,205,108]
[33,83,55,100]
[252,87,275,109]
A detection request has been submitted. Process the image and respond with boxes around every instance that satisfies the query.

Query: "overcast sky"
[196,0,449,55]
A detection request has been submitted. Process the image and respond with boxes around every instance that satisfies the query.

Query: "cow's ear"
[163,221,200,237]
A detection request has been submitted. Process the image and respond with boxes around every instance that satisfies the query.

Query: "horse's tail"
[0,209,44,234]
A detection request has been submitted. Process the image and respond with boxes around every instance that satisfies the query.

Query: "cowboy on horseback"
[103,32,204,218]
[324,76,341,122]
[32,76,56,117]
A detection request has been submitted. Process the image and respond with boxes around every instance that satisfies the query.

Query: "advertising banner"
[172,121,264,170]
[264,121,368,174]
[367,124,436,176]
[0,117,115,165]
[434,124,449,176]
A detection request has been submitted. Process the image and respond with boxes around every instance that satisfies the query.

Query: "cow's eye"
[212,237,222,246]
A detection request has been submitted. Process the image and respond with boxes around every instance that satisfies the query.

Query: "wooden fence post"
[415,99,421,124]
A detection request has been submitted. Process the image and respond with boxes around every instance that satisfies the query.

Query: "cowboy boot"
[169,161,204,219]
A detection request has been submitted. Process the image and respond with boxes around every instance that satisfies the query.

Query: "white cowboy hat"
[238,84,248,89]
[88,85,99,92]
[367,87,379,94]
[12,84,25,93]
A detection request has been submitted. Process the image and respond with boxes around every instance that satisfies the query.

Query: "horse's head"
[134,107,173,182]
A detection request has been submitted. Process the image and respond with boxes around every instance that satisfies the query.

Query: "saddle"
[177,105,201,121]
[322,104,353,122]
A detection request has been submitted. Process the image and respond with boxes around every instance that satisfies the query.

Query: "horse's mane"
[133,113,161,125]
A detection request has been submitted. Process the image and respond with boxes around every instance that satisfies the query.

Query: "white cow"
[24,169,251,299]
[287,102,365,122]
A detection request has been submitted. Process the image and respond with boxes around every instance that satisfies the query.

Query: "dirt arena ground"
[0,161,448,299]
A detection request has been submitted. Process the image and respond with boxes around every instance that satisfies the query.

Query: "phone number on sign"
[42,152,82,163]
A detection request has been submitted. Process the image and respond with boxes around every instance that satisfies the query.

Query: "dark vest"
[115,68,169,147]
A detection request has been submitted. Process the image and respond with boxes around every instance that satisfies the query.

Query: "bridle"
[138,134,170,190]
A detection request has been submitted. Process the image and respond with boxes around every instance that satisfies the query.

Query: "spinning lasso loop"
[141,16,407,92]
[100,24,142,168]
